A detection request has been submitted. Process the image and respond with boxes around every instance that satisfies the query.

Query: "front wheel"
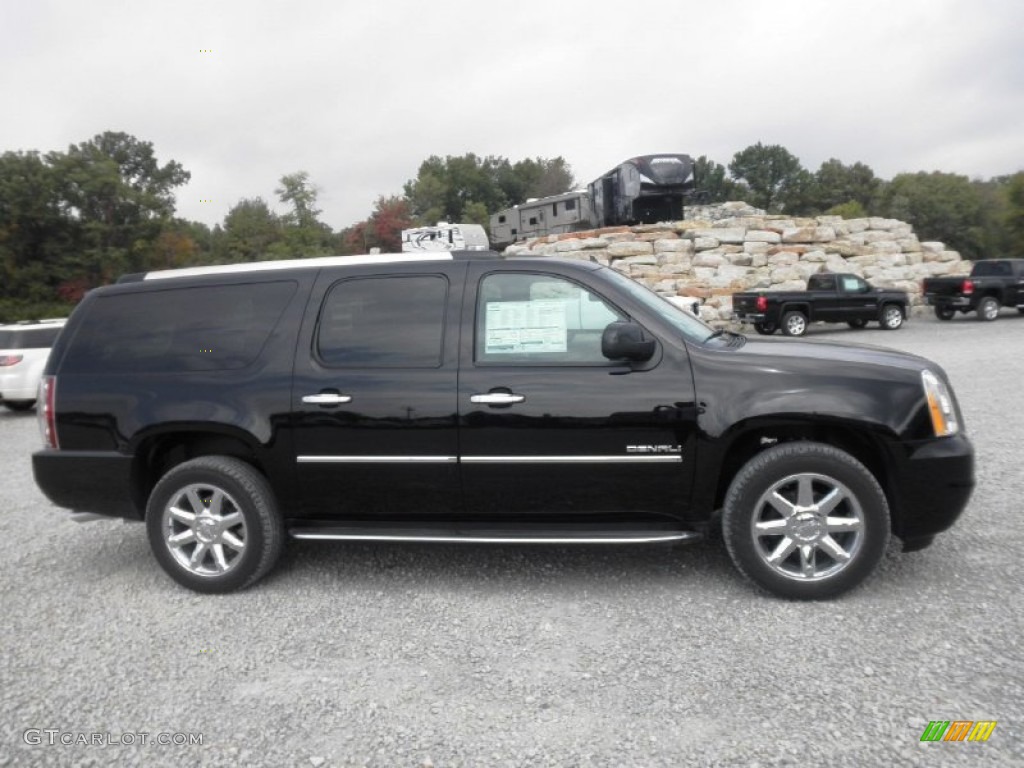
[753,321,777,336]
[879,304,904,330]
[976,296,999,321]
[934,305,955,321]
[146,456,284,593]
[722,442,890,599]
[781,311,808,337]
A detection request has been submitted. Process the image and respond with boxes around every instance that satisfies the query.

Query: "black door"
[290,263,464,519]
[457,264,697,522]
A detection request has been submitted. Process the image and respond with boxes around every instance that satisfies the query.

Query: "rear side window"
[316,275,447,368]
[61,281,297,374]
[972,261,1011,277]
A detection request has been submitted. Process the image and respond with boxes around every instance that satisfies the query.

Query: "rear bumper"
[733,313,767,323]
[924,295,973,309]
[32,450,141,520]
[889,434,974,542]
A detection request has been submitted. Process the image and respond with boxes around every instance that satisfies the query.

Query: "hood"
[689,336,939,441]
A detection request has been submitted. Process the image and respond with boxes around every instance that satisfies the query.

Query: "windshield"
[599,267,715,343]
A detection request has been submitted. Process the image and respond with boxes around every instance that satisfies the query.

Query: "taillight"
[0,354,23,367]
[962,279,974,295]
[38,375,59,449]
[756,296,768,312]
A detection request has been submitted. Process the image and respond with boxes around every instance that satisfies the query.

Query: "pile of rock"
[503,202,971,323]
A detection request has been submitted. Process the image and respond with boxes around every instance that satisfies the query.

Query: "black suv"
[33,252,974,598]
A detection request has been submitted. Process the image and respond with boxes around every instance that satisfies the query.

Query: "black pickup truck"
[922,259,1024,321]
[33,251,973,599]
[732,273,908,337]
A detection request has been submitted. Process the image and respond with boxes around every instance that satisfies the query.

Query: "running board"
[288,521,702,545]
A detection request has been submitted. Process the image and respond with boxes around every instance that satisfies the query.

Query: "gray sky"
[3,0,1022,232]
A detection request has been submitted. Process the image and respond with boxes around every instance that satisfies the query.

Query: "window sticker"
[485,299,568,354]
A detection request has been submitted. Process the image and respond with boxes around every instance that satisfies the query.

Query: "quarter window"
[475,273,624,365]
[317,275,447,368]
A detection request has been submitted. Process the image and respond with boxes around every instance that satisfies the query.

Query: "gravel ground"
[1,311,1022,767]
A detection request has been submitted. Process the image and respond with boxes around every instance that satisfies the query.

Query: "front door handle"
[302,393,353,405]
[470,392,525,405]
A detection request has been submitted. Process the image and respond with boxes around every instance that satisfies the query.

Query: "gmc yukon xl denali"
[32,252,975,599]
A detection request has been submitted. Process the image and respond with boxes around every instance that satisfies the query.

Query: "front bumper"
[888,434,974,546]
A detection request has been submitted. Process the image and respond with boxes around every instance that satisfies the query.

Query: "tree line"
[1,131,1021,320]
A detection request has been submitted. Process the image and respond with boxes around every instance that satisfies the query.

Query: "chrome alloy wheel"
[881,305,903,329]
[161,484,248,577]
[750,472,865,581]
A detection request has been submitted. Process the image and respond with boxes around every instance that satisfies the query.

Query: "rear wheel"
[2,400,35,412]
[846,319,867,329]
[879,304,903,330]
[934,305,955,321]
[146,456,284,593]
[976,296,999,321]
[781,311,807,337]
[722,442,890,599]
[753,321,777,336]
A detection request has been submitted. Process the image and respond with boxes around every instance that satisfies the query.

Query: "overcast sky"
[3,0,1022,232]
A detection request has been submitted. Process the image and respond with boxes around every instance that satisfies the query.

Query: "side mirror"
[602,321,656,362]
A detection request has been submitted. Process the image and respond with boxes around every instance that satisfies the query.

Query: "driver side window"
[475,273,624,365]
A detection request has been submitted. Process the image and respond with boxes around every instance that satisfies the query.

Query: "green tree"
[216,198,282,262]
[404,153,575,225]
[273,171,333,257]
[1002,172,1024,258]
[728,143,807,213]
[809,159,880,214]
[874,172,986,258]
[0,150,70,303]
[46,131,190,284]
[693,155,747,203]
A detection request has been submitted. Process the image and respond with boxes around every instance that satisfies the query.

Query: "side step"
[289,521,702,545]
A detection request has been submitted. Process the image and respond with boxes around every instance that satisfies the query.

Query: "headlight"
[921,370,959,437]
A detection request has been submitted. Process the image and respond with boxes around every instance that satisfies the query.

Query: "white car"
[0,319,66,411]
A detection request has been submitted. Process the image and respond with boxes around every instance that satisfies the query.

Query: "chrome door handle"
[302,393,353,405]
[470,393,525,405]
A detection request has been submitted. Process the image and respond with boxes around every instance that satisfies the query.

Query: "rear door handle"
[302,393,352,405]
[470,393,525,405]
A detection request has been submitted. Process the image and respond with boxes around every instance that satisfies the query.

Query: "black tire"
[846,319,867,329]
[146,456,284,593]
[753,321,777,336]
[722,442,890,600]
[2,400,35,411]
[781,311,807,337]
[934,305,955,321]
[879,304,904,331]
[976,296,999,321]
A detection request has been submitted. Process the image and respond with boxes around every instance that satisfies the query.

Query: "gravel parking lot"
[1,312,1022,767]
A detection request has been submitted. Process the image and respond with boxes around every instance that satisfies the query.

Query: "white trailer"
[401,222,489,252]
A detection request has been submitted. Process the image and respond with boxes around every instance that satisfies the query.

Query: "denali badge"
[627,445,682,454]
